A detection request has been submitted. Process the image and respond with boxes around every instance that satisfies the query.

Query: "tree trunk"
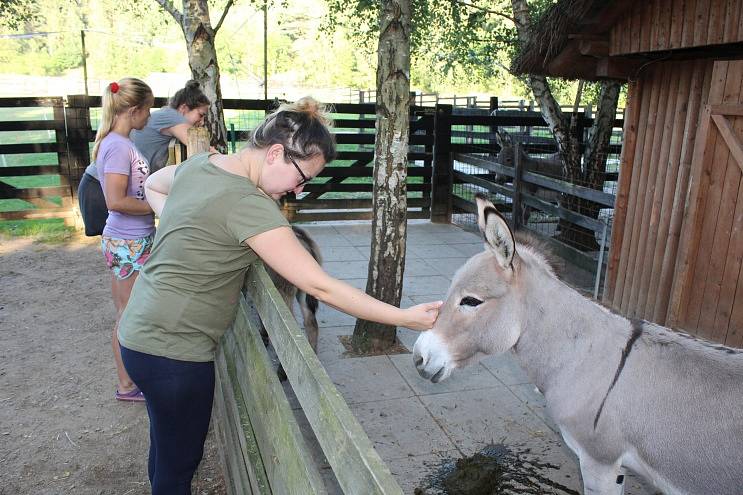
[156,0,229,152]
[510,0,620,252]
[351,0,411,353]
[556,81,620,250]
[181,0,227,152]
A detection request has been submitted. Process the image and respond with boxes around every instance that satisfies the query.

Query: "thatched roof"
[511,0,598,76]
[512,0,743,80]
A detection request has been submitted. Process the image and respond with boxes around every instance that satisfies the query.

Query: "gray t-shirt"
[130,107,188,173]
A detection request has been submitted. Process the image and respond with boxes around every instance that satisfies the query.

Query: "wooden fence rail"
[215,262,404,494]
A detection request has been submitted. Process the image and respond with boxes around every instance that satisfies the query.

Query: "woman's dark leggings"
[120,345,215,495]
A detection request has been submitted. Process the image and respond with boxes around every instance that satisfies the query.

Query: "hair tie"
[109,82,119,94]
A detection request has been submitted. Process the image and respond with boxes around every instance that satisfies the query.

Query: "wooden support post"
[512,142,523,230]
[186,127,211,158]
[489,96,499,157]
[64,95,92,194]
[430,104,453,223]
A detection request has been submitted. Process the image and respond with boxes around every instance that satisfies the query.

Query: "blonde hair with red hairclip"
[92,78,153,161]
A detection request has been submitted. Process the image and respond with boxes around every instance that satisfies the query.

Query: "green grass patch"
[0,107,54,122]
[0,218,76,243]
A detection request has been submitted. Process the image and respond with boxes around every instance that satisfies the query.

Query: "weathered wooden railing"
[214,261,404,495]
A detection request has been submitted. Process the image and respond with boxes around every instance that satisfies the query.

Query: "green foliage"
[0,0,42,31]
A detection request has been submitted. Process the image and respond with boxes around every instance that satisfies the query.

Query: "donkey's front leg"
[579,455,625,495]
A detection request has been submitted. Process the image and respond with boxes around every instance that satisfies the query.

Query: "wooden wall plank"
[657,0,672,49]
[627,64,674,316]
[655,60,712,323]
[650,0,661,52]
[668,61,725,326]
[725,184,743,347]
[715,141,743,343]
[690,64,743,335]
[644,64,693,319]
[723,0,740,43]
[622,9,633,54]
[619,65,665,312]
[669,0,685,48]
[708,77,743,342]
[640,2,653,52]
[613,73,656,309]
[707,0,727,45]
[693,0,711,46]
[631,2,643,53]
[605,80,643,305]
[681,0,698,46]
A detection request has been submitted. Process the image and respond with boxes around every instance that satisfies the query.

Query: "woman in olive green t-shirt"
[117,97,443,494]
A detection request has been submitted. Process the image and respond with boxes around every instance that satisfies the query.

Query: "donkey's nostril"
[414,355,423,367]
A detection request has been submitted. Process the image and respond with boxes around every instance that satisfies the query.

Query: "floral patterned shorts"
[101,234,154,280]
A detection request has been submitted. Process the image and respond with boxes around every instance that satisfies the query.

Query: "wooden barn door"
[668,60,743,347]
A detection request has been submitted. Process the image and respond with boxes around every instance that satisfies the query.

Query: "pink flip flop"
[115,387,145,402]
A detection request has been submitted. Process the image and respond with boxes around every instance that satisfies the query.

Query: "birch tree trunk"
[156,0,230,152]
[510,0,619,251]
[351,0,411,353]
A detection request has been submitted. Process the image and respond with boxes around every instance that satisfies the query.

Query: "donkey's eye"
[460,296,483,307]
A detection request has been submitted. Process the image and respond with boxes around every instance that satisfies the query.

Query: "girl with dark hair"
[131,79,210,173]
[78,80,210,236]
[117,96,443,493]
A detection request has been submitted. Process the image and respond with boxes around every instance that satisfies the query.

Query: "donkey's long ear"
[476,195,515,269]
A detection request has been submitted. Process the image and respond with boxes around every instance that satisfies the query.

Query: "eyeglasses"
[286,154,311,186]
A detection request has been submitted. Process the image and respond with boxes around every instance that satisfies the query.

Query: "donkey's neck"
[510,258,629,395]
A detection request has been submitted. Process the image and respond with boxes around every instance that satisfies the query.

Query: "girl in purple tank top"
[92,78,155,402]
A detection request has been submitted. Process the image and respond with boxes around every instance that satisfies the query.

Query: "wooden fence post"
[187,127,211,157]
[512,141,523,230]
[489,96,499,156]
[430,104,452,224]
[64,95,92,189]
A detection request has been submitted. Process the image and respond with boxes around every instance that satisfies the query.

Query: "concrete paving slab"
[297,224,341,236]
[508,383,559,433]
[417,386,555,451]
[480,353,532,386]
[385,450,462,495]
[322,260,369,279]
[322,355,414,405]
[401,275,451,296]
[349,397,455,460]
[408,243,471,259]
[422,257,470,279]
[312,234,355,248]
[390,354,503,397]
[319,245,368,262]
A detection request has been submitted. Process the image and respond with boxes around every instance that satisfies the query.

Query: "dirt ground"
[0,234,226,495]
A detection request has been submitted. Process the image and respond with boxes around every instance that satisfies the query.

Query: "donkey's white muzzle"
[413,333,453,383]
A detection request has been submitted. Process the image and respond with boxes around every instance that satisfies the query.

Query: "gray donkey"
[494,130,562,225]
[265,226,322,367]
[413,195,743,495]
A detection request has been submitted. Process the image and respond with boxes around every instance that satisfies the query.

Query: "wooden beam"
[595,57,647,79]
[711,114,743,172]
[546,41,599,79]
[579,38,610,57]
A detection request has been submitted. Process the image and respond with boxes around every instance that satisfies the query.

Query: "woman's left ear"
[266,143,285,164]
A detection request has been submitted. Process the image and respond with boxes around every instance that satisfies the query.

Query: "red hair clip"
[109,82,120,94]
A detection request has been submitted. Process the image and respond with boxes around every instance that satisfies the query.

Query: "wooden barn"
[513,0,743,347]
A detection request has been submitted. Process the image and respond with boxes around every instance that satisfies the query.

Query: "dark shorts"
[77,172,108,237]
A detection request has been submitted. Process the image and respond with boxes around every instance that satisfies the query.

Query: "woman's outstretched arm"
[246,226,442,331]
